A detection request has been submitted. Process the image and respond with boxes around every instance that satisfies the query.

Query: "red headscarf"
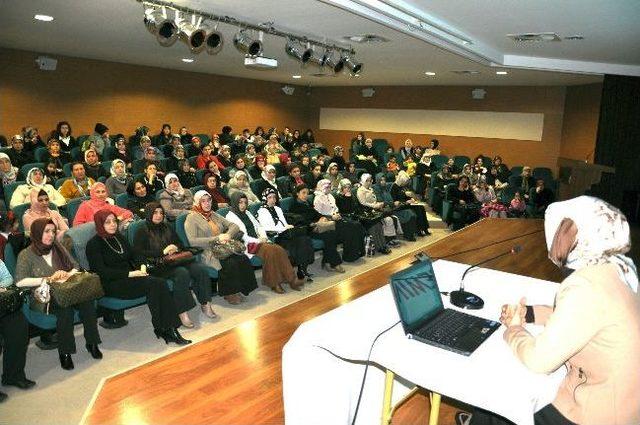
[93,209,117,238]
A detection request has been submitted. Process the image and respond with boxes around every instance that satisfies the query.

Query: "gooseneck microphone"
[450,245,523,310]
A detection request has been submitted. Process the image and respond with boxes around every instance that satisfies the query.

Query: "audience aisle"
[1,214,449,425]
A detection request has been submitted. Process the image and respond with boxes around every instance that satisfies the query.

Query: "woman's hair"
[55,121,72,137]
[293,184,308,196]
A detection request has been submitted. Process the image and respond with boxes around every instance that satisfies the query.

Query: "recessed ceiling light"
[424,72,436,76]
[496,71,508,75]
[34,14,54,22]
[181,58,194,63]
[292,75,302,79]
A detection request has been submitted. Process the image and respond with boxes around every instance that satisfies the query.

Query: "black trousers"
[399,204,430,232]
[470,404,576,425]
[313,230,342,267]
[153,263,212,313]
[336,220,365,262]
[0,310,29,382]
[103,277,180,330]
[278,235,315,267]
[53,300,101,355]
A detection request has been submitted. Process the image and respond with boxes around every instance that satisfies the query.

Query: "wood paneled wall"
[309,85,567,171]
[559,83,602,162]
[0,48,311,140]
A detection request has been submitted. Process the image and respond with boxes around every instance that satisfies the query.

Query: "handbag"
[312,220,336,234]
[208,239,246,260]
[148,247,203,270]
[0,286,29,318]
[50,272,105,309]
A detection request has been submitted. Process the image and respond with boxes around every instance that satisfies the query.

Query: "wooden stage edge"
[83,218,561,425]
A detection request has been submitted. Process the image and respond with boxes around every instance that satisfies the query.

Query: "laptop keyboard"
[415,309,490,347]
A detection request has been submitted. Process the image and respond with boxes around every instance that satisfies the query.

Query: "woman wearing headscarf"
[133,202,216,327]
[126,176,155,219]
[323,162,343,192]
[83,149,108,181]
[227,170,259,204]
[43,138,72,169]
[164,144,186,173]
[244,143,257,165]
[464,196,640,425]
[0,152,19,207]
[158,173,194,221]
[314,179,366,262]
[474,176,508,219]
[226,192,302,293]
[10,167,66,209]
[357,173,406,243]
[430,164,457,215]
[228,155,253,182]
[142,162,164,197]
[289,184,345,273]
[257,188,315,281]
[335,178,390,255]
[73,182,134,226]
[213,145,233,170]
[329,146,346,171]
[253,164,282,203]
[460,163,478,188]
[176,159,197,189]
[87,210,190,345]
[15,218,102,370]
[203,172,229,210]
[248,154,267,181]
[184,191,257,305]
[105,159,132,198]
[390,171,431,236]
[23,189,69,241]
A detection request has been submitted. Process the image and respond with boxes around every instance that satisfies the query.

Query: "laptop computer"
[390,258,500,356]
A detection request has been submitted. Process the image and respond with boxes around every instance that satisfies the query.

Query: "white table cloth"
[282,260,566,425]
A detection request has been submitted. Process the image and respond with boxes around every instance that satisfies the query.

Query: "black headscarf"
[229,192,258,238]
[144,202,174,252]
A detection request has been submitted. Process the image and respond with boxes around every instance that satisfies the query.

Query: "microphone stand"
[450,246,521,310]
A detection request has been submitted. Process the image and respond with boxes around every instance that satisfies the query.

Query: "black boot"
[154,328,191,345]
[59,353,74,370]
[86,344,103,359]
[0,391,7,403]
[170,328,192,345]
[302,266,313,282]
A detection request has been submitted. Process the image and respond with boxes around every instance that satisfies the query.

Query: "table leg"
[381,369,394,425]
[428,392,441,425]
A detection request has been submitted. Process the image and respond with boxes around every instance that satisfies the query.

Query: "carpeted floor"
[1,214,451,425]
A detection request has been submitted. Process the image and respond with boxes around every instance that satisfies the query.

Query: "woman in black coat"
[390,171,431,236]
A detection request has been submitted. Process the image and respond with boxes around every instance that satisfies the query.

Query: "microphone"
[449,245,523,310]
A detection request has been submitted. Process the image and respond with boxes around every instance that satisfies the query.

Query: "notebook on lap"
[390,259,500,356]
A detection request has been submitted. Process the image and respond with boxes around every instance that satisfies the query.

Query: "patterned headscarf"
[545,196,638,292]
[261,187,278,207]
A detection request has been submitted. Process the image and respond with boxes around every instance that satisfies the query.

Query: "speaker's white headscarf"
[544,196,638,292]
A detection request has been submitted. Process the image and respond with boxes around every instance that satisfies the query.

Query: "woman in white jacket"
[256,187,315,282]
[10,167,66,209]
[226,191,301,293]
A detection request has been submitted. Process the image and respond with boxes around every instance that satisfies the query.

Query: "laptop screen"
[390,260,444,333]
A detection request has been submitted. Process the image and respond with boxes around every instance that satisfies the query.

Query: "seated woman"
[0,259,36,400]
[158,173,193,221]
[105,159,132,198]
[73,182,134,226]
[10,167,66,209]
[358,174,407,243]
[0,153,19,208]
[289,184,345,273]
[203,172,229,210]
[449,175,480,230]
[244,144,257,165]
[176,159,197,189]
[113,137,132,170]
[528,179,555,218]
[15,219,102,370]
[335,179,390,255]
[23,189,69,242]
[329,146,346,171]
[205,159,229,185]
[227,170,259,204]
[257,188,315,282]
[133,202,216,327]
[87,211,190,345]
[474,177,507,218]
[43,139,72,170]
[83,149,108,181]
[324,162,343,192]
[342,162,359,186]
[508,190,526,218]
[485,166,509,199]
[228,155,253,182]
[196,144,215,170]
[355,138,380,176]
[493,156,510,182]
[43,159,65,183]
[248,154,267,181]
[226,192,302,293]
[313,179,365,262]
[213,145,233,171]
[126,176,155,219]
[460,163,478,188]
[164,144,186,173]
[472,155,488,179]
[430,164,457,214]
[390,171,431,236]
[142,161,164,197]
[464,197,640,425]
[184,191,257,305]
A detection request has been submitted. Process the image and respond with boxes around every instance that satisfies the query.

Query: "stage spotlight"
[177,14,207,53]
[309,48,329,67]
[234,31,263,56]
[325,52,345,73]
[344,56,363,75]
[144,6,179,47]
[285,41,313,63]
[205,29,224,55]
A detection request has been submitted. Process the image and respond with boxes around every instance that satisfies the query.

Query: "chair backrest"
[532,167,553,180]
[248,202,261,216]
[14,202,58,232]
[508,174,520,188]
[453,156,470,170]
[4,180,25,206]
[372,139,389,159]
[102,146,117,161]
[63,222,97,270]
[279,196,294,213]
[175,212,189,246]
[34,147,48,162]
[443,183,457,201]
[54,177,71,189]
[132,159,147,174]
[66,196,89,225]
[195,169,208,185]
[126,219,145,246]
[101,160,113,174]
[76,135,89,145]
[481,156,493,169]
[115,192,129,208]
[431,154,448,170]
[188,156,198,168]
[500,185,518,204]
[216,207,230,217]
[191,185,205,194]
[63,162,73,177]
[19,162,44,180]
[250,179,264,197]
[4,243,17,277]
[510,166,523,177]
[195,134,210,145]
[70,146,83,161]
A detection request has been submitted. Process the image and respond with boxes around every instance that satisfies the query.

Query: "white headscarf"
[395,170,411,187]
[110,159,127,183]
[192,190,211,206]
[545,196,638,292]
[164,173,184,196]
[360,173,372,187]
[261,164,277,183]
[26,167,47,187]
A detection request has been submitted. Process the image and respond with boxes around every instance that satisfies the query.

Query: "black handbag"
[0,286,30,318]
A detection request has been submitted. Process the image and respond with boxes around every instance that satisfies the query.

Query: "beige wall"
[559,83,602,162]
[308,85,567,172]
[0,48,311,140]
